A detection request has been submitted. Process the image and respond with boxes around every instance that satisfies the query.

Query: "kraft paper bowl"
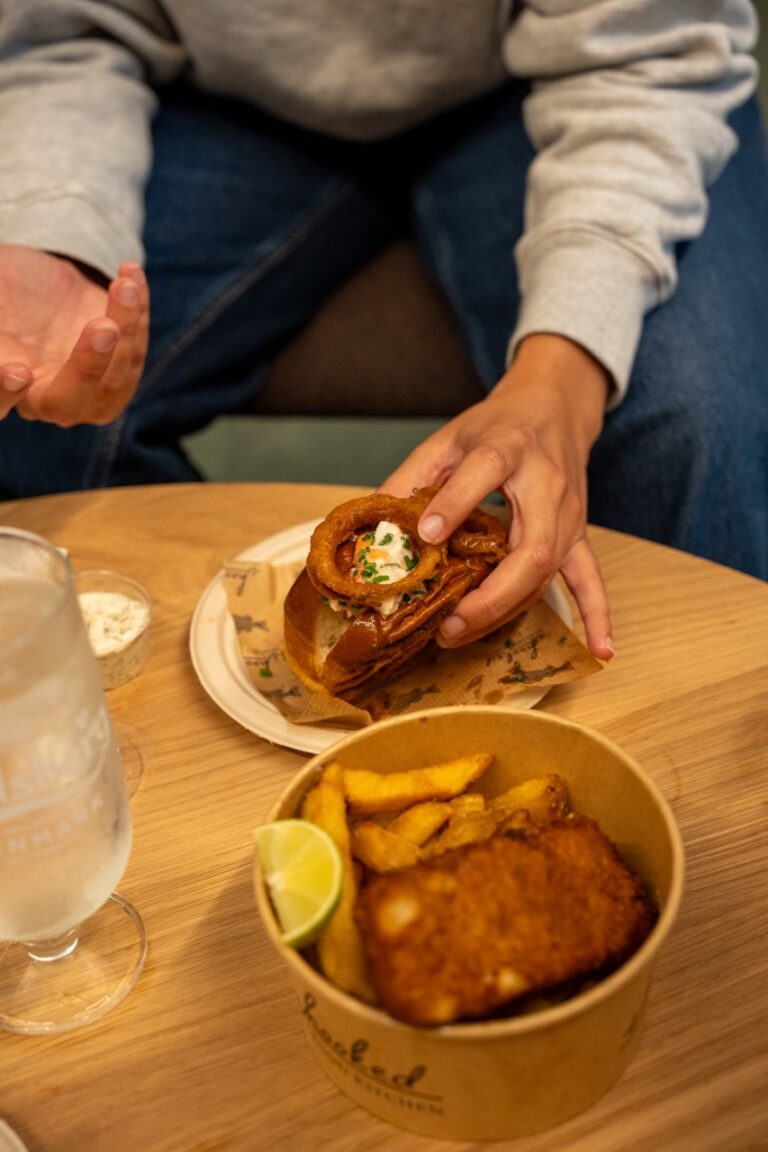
[255,706,684,1142]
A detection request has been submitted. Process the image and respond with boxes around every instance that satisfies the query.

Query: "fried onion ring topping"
[306,493,446,604]
[449,507,508,560]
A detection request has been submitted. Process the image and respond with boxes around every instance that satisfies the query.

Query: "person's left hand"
[379,334,615,662]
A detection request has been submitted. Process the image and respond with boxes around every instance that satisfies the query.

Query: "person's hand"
[0,245,149,425]
[379,334,614,661]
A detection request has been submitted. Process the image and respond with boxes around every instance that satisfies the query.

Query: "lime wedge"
[254,819,343,949]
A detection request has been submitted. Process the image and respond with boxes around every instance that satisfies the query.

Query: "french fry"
[448,793,486,817]
[387,801,454,845]
[350,822,423,873]
[499,808,536,834]
[342,753,494,815]
[489,774,569,823]
[423,808,500,856]
[423,775,569,856]
[300,763,377,1003]
[419,792,489,855]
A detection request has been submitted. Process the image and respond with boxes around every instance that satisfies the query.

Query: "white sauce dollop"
[328,520,427,620]
[78,591,150,656]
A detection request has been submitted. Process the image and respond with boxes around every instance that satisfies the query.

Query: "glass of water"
[0,527,146,1033]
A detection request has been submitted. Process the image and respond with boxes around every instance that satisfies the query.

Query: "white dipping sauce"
[78,590,151,687]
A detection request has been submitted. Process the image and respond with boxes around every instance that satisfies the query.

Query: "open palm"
[0,245,149,425]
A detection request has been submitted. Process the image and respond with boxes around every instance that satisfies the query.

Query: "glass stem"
[22,926,80,962]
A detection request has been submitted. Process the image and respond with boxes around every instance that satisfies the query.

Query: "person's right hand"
[0,245,149,425]
[380,334,614,662]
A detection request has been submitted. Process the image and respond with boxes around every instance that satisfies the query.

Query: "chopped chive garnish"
[371,574,390,583]
[379,533,394,546]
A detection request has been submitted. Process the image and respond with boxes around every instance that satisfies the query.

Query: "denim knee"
[588,338,767,580]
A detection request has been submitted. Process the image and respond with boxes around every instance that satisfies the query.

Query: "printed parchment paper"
[221,557,602,727]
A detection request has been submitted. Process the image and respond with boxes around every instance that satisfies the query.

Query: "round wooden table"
[1,483,766,1152]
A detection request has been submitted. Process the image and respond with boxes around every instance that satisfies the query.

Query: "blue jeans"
[1,82,766,579]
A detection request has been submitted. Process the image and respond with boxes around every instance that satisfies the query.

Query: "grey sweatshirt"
[0,1,759,398]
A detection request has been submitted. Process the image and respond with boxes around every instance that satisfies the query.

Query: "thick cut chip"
[448,793,486,817]
[423,775,569,856]
[387,801,454,845]
[342,753,494,815]
[489,774,569,823]
[350,822,423,873]
[300,763,376,1002]
[423,808,501,856]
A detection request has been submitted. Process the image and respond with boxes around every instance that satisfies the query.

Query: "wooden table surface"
[1,483,766,1152]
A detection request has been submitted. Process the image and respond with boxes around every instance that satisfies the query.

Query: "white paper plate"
[189,520,572,754]
[0,1121,29,1152]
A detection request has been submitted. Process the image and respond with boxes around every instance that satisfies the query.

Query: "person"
[0,1,766,664]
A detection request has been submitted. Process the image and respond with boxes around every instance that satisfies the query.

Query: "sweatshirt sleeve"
[502,0,759,403]
[0,1,187,278]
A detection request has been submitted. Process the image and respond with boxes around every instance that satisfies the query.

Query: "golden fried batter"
[354,815,657,1025]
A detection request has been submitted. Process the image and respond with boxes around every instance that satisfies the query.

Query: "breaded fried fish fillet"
[354,815,657,1025]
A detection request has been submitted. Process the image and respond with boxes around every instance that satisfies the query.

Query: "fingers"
[437,532,613,662]
[25,319,121,426]
[435,546,554,649]
[559,536,614,660]
[19,261,149,427]
[99,264,150,414]
[0,363,32,419]
[421,441,612,660]
[440,468,561,647]
[416,438,519,545]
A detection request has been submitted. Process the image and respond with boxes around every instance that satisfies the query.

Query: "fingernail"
[90,326,117,353]
[604,636,615,657]
[419,513,445,543]
[440,614,466,639]
[2,372,28,392]
[117,281,139,307]
[122,262,144,284]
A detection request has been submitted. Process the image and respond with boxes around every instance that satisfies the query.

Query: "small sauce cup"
[75,570,152,690]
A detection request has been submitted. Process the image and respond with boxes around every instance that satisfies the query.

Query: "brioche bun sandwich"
[283,489,507,704]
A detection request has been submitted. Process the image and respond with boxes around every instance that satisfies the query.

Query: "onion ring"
[306,493,446,604]
[449,507,508,560]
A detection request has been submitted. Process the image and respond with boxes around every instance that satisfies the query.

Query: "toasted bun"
[283,569,348,693]
[283,491,507,704]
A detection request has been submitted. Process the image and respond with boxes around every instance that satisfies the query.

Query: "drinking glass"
[0,528,146,1033]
